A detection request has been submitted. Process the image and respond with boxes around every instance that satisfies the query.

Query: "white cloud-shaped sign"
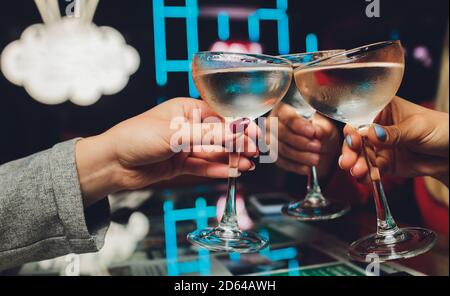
[1,18,140,106]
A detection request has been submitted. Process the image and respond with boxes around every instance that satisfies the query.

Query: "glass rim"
[194,51,293,66]
[295,40,402,70]
[279,49,346,66]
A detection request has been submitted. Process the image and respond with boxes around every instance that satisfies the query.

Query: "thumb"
[368,123,404,148]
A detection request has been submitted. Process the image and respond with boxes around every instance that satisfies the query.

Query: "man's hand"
[269,103,340,178]
[76,98,258,206]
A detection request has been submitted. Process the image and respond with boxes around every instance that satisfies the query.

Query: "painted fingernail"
[338,155,344,168]
[350,167,355,176]
[249,161,256,171]
[345,135,353,148]
[374,125,387,142]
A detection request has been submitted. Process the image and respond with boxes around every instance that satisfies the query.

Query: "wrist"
[75,134,124,207]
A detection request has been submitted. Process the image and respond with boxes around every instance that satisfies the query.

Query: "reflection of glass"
[278,50,351,221]
[188,52,293,253]
[295,41,436,262]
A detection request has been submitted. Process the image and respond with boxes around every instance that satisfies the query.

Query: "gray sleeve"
[0,139,110,271]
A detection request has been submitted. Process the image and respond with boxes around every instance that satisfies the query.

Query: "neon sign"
[152,0,316,98]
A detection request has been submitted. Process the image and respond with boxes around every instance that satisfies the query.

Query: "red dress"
[414,177,449,235]
[325,170,449,235]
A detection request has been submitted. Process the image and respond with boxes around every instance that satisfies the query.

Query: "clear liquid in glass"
[193,66,292,120]
[295,62,405,127]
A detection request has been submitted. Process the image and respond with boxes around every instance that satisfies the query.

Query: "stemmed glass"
[187,52,293,253]
[278,50,351,221]
[294,41,436,261]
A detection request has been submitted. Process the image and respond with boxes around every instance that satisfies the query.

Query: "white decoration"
[1,17,140,106]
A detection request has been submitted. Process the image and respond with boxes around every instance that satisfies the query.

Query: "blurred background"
[0,0,448,276]
[0,0,448,163]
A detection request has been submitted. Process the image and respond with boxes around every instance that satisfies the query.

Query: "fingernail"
[249,161,256,171]
[345,135,353,148]
[350,167,355,176]
[374,125,387,142]
[338,155,343,168]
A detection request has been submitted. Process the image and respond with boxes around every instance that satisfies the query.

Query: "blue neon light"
[218,12,230,41]
[288,259,300,276]
[390,30,400,40]
[229,252,241,262]
[152,0,199,97]
[306,33,318,52]
[152,0,321,101]
[163,197,216,276]
[247,0,290,54]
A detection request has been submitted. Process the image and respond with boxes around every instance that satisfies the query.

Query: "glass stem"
[307,166,322,194]
[304,117,325,203]
[218,152,241,231]
[359,127,399,238]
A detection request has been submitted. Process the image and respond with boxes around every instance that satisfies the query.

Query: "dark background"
[0,0,448,164]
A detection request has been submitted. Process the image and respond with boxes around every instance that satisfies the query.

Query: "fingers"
[343,125,363,150]
[178,97,221,120]
[339,124,363,169]
[182,155,256,179]
[312,113,338,141]
[190,149,256,172]
[367,124,402,148]
[349,155,369,178]
[278,122,322,153]
[171,120,259,157]
[275,103,316,137]
[182,158,232,178]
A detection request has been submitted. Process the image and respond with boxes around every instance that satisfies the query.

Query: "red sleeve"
[324,170,371,206]
[414,177,449,235]
[324,170,407,207]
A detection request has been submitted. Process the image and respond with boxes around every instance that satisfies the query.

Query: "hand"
[76,98,258,206]
[269,103,340,177]
[339,96,449,187]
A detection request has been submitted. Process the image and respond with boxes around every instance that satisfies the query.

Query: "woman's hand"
[76,98,258,206]
[269,103,340,178]
[339,96,449,187]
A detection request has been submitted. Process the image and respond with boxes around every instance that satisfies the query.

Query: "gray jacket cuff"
[0,139,110,270]
[49,139,110,253]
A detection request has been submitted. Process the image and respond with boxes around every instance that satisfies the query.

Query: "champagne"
[294,62,404,127]
[193,66,292,119]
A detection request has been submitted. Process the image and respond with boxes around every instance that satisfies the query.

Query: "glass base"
[349,227,437,262]
[282,192,350,221]
[187,226,268,253]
